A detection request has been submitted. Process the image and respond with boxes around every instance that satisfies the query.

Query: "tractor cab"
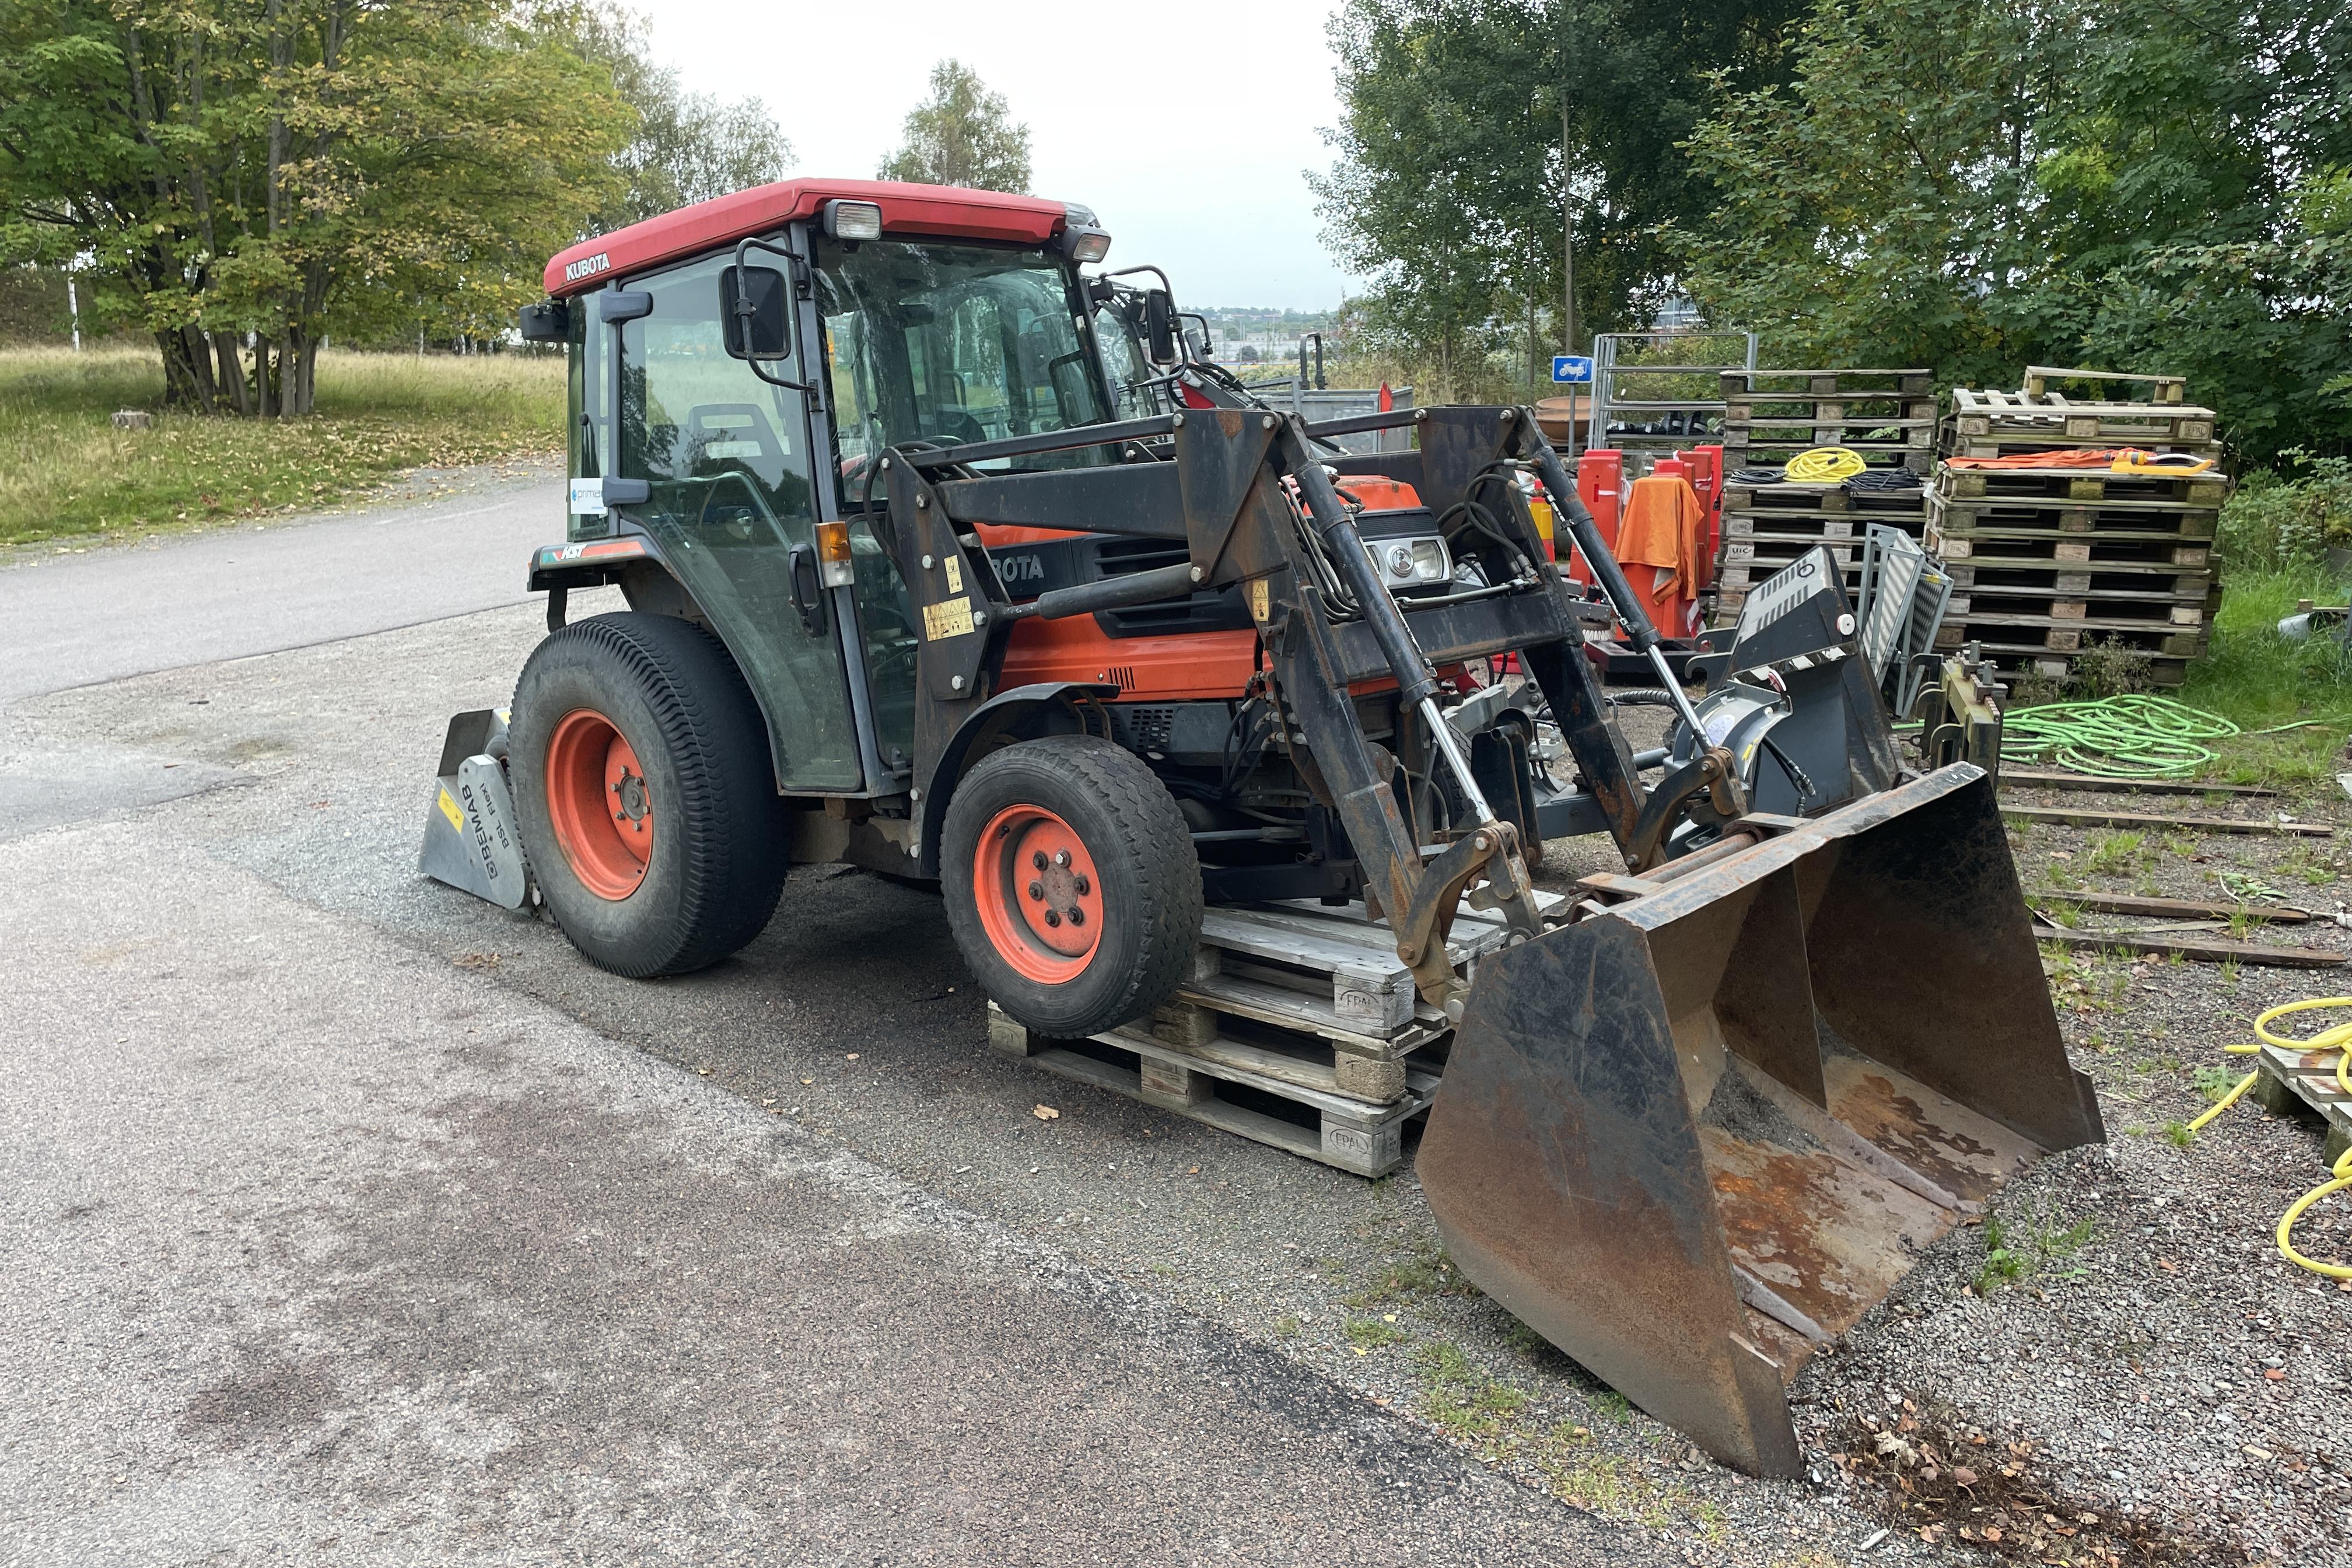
[531,181,1124,802]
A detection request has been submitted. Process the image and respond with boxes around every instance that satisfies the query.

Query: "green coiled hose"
[1999,694,2240,779]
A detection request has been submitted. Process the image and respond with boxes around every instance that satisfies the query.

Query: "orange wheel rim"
[971,803,1105,984]
[545,708,652,900]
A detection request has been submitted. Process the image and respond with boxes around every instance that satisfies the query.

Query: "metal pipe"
[895,413,1178,468]
[1008,560,1199,621]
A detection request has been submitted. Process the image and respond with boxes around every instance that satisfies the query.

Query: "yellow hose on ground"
[1784,446,1868,483]
[2190,999,2352,1280]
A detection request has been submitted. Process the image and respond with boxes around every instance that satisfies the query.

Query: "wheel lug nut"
[1032,850,1048,870]
[1027,880,1044,901]
[1044,909,1061,928]
[1066,907,1084,926]
[1072,874,1090,895]
[1053,849,1071,868]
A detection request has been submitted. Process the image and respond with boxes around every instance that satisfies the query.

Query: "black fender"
[915,681,1118,877]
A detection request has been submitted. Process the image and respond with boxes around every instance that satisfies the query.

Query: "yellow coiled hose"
[2189,999,2352,1279]
[1783,445,1868,483]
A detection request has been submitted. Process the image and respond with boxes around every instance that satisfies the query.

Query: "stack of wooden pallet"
[1712,369,1937,620]
[1718,368,1938,476]
[1929,368,2231,688]
[987,894,1557,1178]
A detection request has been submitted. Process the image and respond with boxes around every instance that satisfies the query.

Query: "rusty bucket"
[1418,765,2103,1476]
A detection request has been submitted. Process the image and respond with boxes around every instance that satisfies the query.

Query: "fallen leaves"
[1032,1104,1060,1121]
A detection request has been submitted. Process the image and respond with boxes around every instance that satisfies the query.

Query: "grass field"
[0,345,564,546]
[2177,562,2352,787]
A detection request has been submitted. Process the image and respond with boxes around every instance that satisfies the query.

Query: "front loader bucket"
[1418,765,2102,1477]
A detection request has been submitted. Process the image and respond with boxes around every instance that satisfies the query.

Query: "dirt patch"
[1831,1402,2248,1564]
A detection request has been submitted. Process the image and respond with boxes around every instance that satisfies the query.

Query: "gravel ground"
[15,612,2350,1567]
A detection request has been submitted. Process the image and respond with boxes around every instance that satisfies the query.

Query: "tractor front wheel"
[942,736,1202,1038]
[509,612,787,978]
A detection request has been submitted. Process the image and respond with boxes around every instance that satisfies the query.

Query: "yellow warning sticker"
[943,554,963,594]
[1250,578,1271,622]
[438,786,464,830]
[922,595,975,641]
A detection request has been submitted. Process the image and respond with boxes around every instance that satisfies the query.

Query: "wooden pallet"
[1946,589,2213,625]
[1936,467,2231,506]
[2020,365,2189,404]
[1725,417,1937,448]
[989,1006,1439,1178]
[2251,1042,2352,1167]
[984,895,1556,1177]
[1724,440,1936,475]
[1981,647,2197,688]
[1948,387,2219,445]
[1942,561,2215,597]
[1720,481,1928,519]
[1936,617,2208,656]
[1719,368,1934,397]
[1928,496,2220,544]
[1722,394,1937,424]
[1927,525,2212,569]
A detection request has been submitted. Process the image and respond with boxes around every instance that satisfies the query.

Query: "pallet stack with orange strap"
[1928,368,2231,688]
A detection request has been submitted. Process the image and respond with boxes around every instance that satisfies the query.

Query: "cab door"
[609,252,865,793]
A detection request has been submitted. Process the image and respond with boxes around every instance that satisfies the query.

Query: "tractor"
[422,177,2102,1476]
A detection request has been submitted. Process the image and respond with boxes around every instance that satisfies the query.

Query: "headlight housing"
[1363,534,1452,591]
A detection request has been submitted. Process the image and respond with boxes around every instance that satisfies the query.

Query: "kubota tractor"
[422,178,2101,1476]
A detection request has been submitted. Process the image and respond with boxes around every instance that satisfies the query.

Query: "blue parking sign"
[1551,355,1594,384]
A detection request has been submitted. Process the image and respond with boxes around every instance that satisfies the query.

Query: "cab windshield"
[814,239,1111,490]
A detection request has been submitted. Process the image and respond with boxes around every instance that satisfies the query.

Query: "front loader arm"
[885,407,1726,1008]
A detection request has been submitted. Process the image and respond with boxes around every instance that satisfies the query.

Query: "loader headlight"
[1363,534,1451,590]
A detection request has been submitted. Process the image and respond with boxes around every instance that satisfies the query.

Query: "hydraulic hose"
[2189,999,2352,1280]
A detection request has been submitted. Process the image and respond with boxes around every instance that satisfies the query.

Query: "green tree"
[1674,0,2352,462]
[1312,0,1807,388]
[540,6,796,229]
[0,1,628,414]
[877,60,1031,193]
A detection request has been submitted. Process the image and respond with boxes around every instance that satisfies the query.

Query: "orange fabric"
[1614,474,1707,639]
[1943,447,2124,469]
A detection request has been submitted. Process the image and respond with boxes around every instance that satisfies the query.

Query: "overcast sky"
[635,0,1356,310]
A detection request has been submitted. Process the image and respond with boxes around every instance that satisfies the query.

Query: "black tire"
[941,735,1202,1038]
[509,611,787,978]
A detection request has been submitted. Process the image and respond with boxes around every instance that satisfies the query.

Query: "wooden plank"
[2000,769,2277,798]
[2004,804,2329,836]
[1177,968,1441,1055]
[2030,890,2312,923]
[2032,923,2345,968]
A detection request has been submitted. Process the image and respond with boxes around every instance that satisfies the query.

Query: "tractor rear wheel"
[942,736,1202,1038]
[509,612,786,978]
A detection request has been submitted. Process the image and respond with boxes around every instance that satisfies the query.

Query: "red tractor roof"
[544,178,1070,297]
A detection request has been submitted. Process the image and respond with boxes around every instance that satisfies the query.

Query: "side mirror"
[721,265,792,359]
[517,300,569,343]
[1143,288,1178,366]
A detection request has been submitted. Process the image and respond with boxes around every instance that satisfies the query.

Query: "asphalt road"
[0,478,1678,1564]
[0,465,559,705]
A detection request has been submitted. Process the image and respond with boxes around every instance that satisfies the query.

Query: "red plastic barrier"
[1569,450,1625,589]
[1683,444,1724,591]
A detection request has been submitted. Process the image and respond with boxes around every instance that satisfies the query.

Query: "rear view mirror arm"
[729,236,820,399]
